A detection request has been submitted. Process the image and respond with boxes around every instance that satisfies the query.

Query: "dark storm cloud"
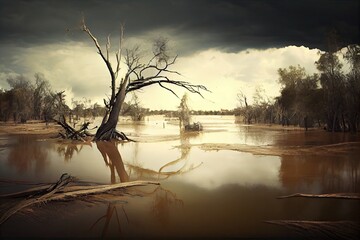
[0,0,358,53]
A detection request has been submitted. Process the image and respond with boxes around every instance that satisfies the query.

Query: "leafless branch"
[106,34,111,61]
[115,24,124,80]
[81,17,116,103]
[126,78,209,98]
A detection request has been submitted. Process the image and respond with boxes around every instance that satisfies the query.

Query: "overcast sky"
[0,0,358,110]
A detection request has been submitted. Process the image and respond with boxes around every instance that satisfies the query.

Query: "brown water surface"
[0,116,359,238]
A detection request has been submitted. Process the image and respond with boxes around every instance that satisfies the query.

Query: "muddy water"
[0,115,359,238]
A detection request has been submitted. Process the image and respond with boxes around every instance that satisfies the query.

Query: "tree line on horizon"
[235,42,360,132]
[0,73,234,124]
[0,73,64,123]
[1,34,358,133]
[0,74,153,124]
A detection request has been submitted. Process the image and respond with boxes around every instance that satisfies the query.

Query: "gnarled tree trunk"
[80,18,208,141]
[94,87,126,141]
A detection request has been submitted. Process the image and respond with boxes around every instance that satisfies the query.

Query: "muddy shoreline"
[0,121,61,136]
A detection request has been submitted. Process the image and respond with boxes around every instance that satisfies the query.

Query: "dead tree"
[81,19,208,141]
[56,118,93,141]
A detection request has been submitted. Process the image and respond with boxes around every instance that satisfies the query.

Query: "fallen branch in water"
[55,115,94,141]
[0,173,74,225]
[0,174,159,225]
[278,193,360,200]
[265,220,360,240]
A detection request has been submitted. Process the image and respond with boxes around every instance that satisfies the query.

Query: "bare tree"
[33,73,51,120]
[315,34,345,132]
[126,93,146,121]
[81,18,208,141]
[178,93,191,129]
[6,75,34,123]
[236,91,253,124]
[343,44,360,132]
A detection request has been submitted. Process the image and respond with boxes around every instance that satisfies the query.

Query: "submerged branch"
[265,220,360,240]
[278,193,360,200]
[0,173,74,225]
[0,174,159,225]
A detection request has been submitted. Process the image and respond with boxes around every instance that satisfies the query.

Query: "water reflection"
[90,140,184,236]
[125,133,202,181]
[158,132,198,175]
[151,186,184,226]
[5,135,50,174]
[237,125,280,146]
[274,131,360,147]
[56,142,92,162]
[1,120,360,238]
[90,203,127,238]
[272,131,360,193]
[280,154,360,193]
[96,141,129,184]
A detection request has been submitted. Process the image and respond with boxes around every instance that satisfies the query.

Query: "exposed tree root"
[111,129,135,142]
[278,193,360,200]
[0,174,159,225]
[265,220,360,240]
[93,127,135,142]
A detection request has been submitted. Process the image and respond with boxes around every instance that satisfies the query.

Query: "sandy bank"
[0,121,61,136]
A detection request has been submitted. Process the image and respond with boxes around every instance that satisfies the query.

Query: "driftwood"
[265,220,360,240]
[278,193,360,200]
[272,193,360,239]
[0,173,73,225]
[0,174,159,225]
[55,115,94,141]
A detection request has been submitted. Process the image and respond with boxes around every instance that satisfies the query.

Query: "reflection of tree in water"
[90,140,184,236]
[236,125,278,146]
[151,186,183,226]
[55,141,91,162]
[7,135,50,173]
[279,154,360,192]
[126,132,202,180]
[89,202,128,238]
[96,141,129,184]
[273,131,360,147]
[55,139,191,235]
[79,141,130,238]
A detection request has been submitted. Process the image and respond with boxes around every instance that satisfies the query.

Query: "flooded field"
[0,115,359,239]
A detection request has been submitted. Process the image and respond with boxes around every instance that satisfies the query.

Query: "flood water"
[0,115,359,238]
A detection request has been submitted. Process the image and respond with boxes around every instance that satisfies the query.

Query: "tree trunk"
[341,113,346,132]
[94,86,127,141]
[304,115,308,131]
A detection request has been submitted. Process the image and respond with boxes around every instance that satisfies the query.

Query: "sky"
[0,0,359,110]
